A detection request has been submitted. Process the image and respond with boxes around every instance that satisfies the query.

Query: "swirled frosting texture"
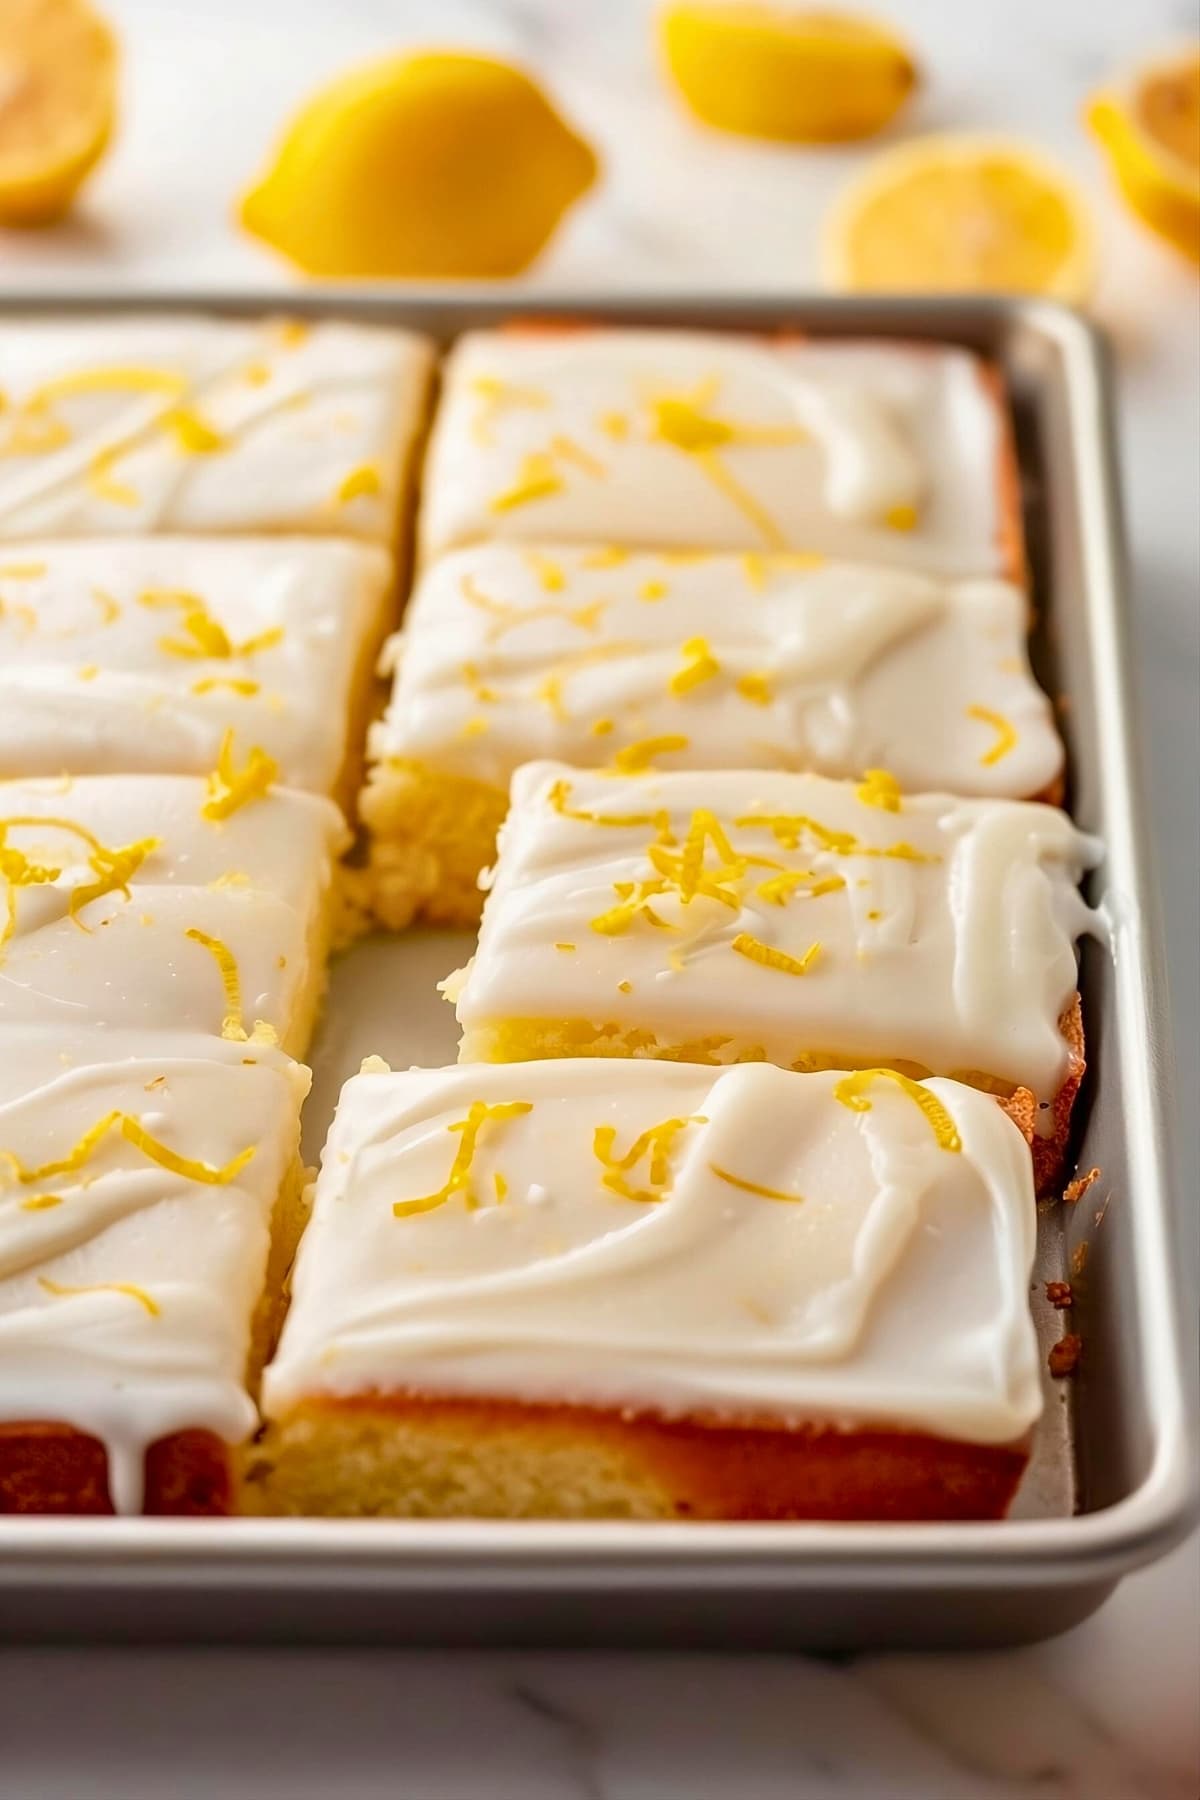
[376,543,1061,800]
[264,1060,1041,1446]
[420,330,1015,575]
[454,763,1099,1104]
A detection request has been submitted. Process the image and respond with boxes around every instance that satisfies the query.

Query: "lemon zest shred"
[834,1069,962,1153]
[612,733,690,774]
[67,835,159,931]
[162,407,228,455]
[191,677,261,697]
[0,561,49,579]
[736,671,773,706]
[201,731,278,819]
[546,779,676,842]
[393,1101,533,1218]
[855,768,903,813]
[593,1113,704,1203]
[185,927,253,1041]
[885,503,919,532]
[86,446,139,508]
[489,452,563,514]
[11,1110,255,1186]
[19,1193,63,1211]
[967,704,1019,766]
[709,1162,805,1203]
[38,1277,160,1318]
[638,579,668,602]
[735,812,857,853]
[668,636,721,695]
[732,933,821,976]
[334,462,382,505]
[522,549,566,592]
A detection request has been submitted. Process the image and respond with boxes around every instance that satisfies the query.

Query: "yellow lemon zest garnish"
[460,574,605,643]
[11,1110,254,1186]
[185,927,258,1041]
[201,731,278,819]
[490,451,563,514]
[590,876,675,936]
[19,1193,64,1211]
[732,932,821,976]
[598,411,630,439]
[460,715,490,739]
[38,1277,160,1318]
[0,561,49,579]
[593,1113,704,1203]
[639,578,668,602]
[590,717,615,737]
[611,733,690,774]
[393,1100,533,1218]
[536,672,569,721]
[67,835,159,930]
[833,1068,962,1152]
[191,677,261,697]
[581,545,628,569]
[461,662,498,704]
[28,366,184,409]
[736,671,773,706]
[856,768,903,812]
[677,807,737,900]
[162,406,227,455]
[469,376,549,445]
[86,444,138,508]
[77,665,99,681]
[668,635,721,695]
[549,433,605,477]
[708,1162,805,1203]
[648,376,804,548]
[755,869,845,905]
[617,978,632,993]
[735,812,857,853]
[91,586,121,624]
[967,703,1018,766]
[885,503,918,531]
[546,779,676,842]
[522,548,566,592]
[493,1172,509,1202]
[847,841,938,863]
[334,462,382,505]
[554,942,576,952]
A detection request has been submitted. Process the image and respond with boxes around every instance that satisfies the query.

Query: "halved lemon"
[0,0,117,227]
[660,5,918,143]
[1088,48,1200,266]
[823,133,1096,302]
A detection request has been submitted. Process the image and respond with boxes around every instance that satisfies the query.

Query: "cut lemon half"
[1087,47,1200,267]
[823,133,1095,302]
[0,0,117,227]
[659,5,918,143]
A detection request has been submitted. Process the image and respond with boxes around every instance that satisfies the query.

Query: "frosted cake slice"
[362,543,1063,926]
[452,763,1100,1188]
[0,770,347,1054]
[0,1030,308,1515]
[252,1059,1042,1521]
[0,537,394,805]
[419,327,1022,576]
[0,315,433,543]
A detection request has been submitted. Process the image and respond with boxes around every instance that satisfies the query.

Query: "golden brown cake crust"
[0,1423,234,1516]
[255,1393,1029,1522]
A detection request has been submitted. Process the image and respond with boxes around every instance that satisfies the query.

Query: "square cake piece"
[0,1030,308,1515]
[0,315,433,543]
[0,537,395,805]
[419,328,1022,576]
[252,1058,1042,1521]
[0,771,347,1054]
[362,543,1063,926]
[452,763,1099,1187]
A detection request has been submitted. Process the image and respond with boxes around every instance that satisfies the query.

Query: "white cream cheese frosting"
[263,1059,1042,1447]
[419,329,1016,575]
[454,763,1100,1105]
[0,772,347,1048]
[0,537,393,791]
[375,543,1061,800]
[0,315,433,542]
[0,1029,307,1513]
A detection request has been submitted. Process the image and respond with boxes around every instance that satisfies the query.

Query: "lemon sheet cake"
[0,537,394,803]
[419,327,1022,576]
[0,1029,308,1515]
[452,762,1098,1184]
[0,771,347,1054]
[363,542,1062,925]
[0,314,433,543]
[252,1058,1041,1521]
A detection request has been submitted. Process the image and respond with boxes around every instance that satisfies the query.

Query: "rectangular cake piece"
[419,328,1022,576]
[0,315,433,543]
[452,763,1099,1187]
[0,771,347,1054]
[362,542,1063,926]
[0,1030,308,1515]
[252,1058,1042,1521]
[0,537,395,806]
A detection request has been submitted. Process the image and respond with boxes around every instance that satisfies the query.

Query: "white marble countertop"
[0,0,1196,1794]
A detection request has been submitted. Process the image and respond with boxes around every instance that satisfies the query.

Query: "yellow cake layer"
[359,758,509,929]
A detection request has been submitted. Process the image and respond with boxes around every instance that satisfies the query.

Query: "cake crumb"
[1045,1280,1073,1309]
[1063,1166,1100,1205]
[1049,1333,1083,1377]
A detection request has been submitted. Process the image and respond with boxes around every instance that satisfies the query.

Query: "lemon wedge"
[823,133,1095,302]
[0,0,117,226]
[660,5,917,143]
[239,51,597,279]
[1088,48,1200,267]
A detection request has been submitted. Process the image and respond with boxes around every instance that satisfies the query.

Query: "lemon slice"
[823,133,1095,302]
[240,52,597,279]
[0,0,117,227]
[1088,48,1200,266]
[660,5,917,143]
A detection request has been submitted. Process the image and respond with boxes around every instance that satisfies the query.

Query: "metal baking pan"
[0,291,1194,1649]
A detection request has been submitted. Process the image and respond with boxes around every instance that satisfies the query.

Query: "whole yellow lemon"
[239,51,598,279]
